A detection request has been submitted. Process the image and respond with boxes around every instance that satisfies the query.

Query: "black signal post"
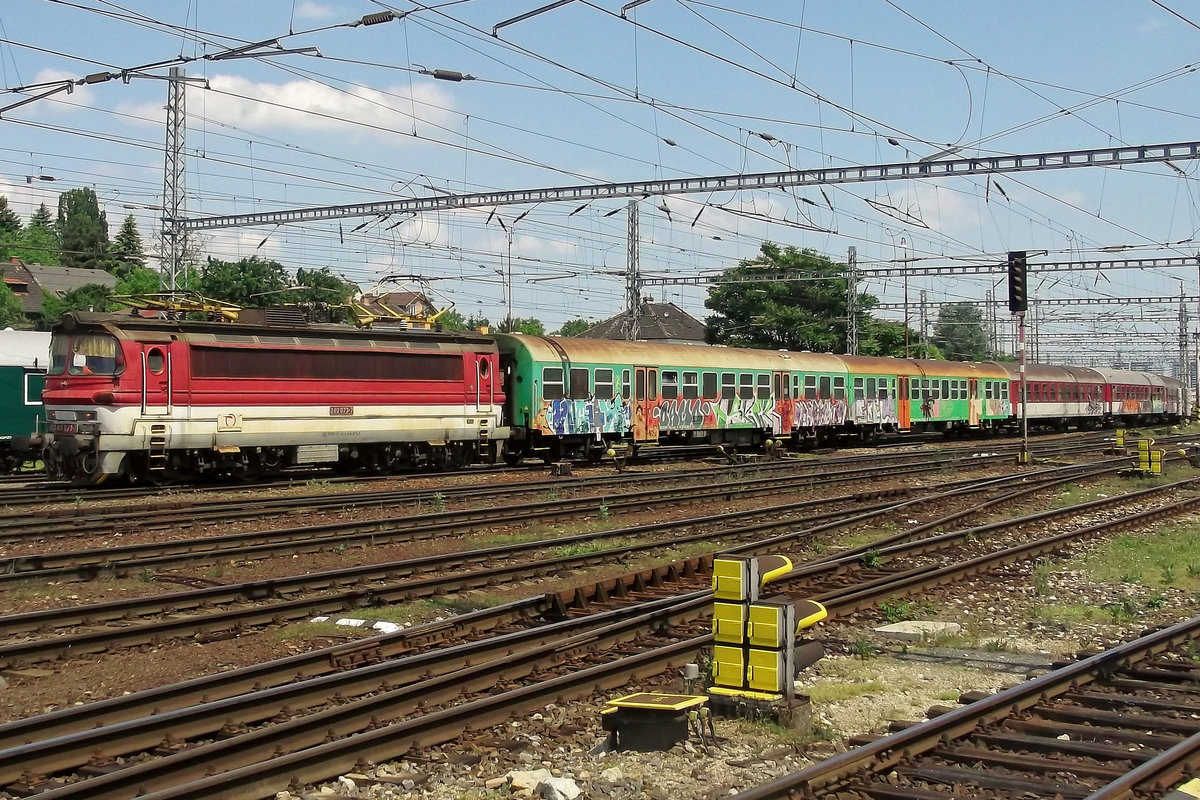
[1008,250,1030,464]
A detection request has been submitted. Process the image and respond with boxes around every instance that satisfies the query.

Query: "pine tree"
[57,188,112,271]
[29,203,55,233]
[0,197,22,238]
[112,215,146,277]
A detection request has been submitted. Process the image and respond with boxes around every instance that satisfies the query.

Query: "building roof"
[4,258,117,318]
[577,302,707,343]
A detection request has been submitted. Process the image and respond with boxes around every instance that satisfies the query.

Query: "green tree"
[13,203,60,265]
[114,267,161,297]
[704,243,875,352]
[554,318,592,336]
[57,188,112,271]
[40,283,113,326]
[111,215,146,277]
[29,203,55,232]
[439,308,468,331]
[0,281,25,328]
[505,316,545,335]
[199,256,288,306]
[0,197,21,238]
[932,302,988,361]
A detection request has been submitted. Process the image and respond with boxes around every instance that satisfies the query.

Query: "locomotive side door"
[141,345,172,416]
[897,376,911,430]
[633,366,659,442]
[475,355,495,415]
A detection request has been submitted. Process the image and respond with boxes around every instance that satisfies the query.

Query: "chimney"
[8,257,18,265]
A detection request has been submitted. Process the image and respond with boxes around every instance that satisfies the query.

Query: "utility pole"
[1179,282,1189,384]
[985,288,997,357]
[919,290,928,359]
[161,66,188,296]
[846,246,859,355]
[1008,251,1030,465]
[624,199,641,341]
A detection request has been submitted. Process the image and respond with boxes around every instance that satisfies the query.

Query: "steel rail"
[731,612,1200,799]
[0,590,712,786]
[0,456,1098,638]
[0,455,974,576]
[28,479,1200,800]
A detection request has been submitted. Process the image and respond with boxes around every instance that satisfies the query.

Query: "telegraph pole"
[624,199,641,341]
[846,246,859,355]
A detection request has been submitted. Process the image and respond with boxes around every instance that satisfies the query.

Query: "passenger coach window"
[683,372,699,399]
[878,380,889,400]
[739,373,754,400]
[661,371,679,399]
[569,368,589,399]
[866,378,876,398]
[757,373,770,399]
[804,375,817,400]
[542,367,565,400]
[702,372,718,399]
[69,334,122,376]
[595,369,614,400]
[819,376,831,399]
[832,376,845,400]
[853,377,865,402]
[622,370,631,400]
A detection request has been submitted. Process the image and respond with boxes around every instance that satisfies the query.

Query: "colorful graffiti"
[985,399,1013,417]
[652,398,717,429]
[793,398,848,428]
[849,398,897,425]
[536,397,632,436]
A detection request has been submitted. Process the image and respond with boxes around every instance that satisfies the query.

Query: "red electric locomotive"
[41,312,507,484]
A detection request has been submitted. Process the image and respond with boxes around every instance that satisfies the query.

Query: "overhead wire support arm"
[181,140,1200,232]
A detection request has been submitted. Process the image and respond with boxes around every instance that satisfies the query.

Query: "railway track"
[3,474,1199,800]
[0,427,1138,512]
[733,612,1200,800]
[0,456,1127,664]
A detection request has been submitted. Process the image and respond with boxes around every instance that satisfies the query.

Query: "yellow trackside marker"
[758,554,793,588]
[1165,777,1200,799]
[795,599,828,631]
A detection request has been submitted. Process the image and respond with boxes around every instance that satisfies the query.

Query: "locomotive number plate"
[50,422,78,434]
[329,406,354,416]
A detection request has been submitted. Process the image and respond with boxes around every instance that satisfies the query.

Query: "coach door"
[968,378,980,427]
[897,376,911,430]
[634,366,659,442]
[141,345,172,416]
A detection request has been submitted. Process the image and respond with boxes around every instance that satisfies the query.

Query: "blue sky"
[1,1,1199,366]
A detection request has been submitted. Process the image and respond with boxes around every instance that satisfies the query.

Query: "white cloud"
[0,175,61,220]
[190,75,458,138]
[16,69,95,113]
[296,2,336,19]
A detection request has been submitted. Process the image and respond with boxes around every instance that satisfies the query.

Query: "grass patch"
[554,538,639,558]
[360,600,453,625]
[1070,525,1200,591]
[808,679,886,703]
[731,718,835,746]
[274,620,348,641]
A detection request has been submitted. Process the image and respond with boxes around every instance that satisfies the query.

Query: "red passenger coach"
[41,312,506,484]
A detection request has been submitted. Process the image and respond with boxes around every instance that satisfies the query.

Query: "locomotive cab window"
[147,348,165,375]
[49,334,69,374]
[69,334,122,376]
[595,368,614,400]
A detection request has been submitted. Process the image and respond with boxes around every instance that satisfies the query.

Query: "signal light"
[1007,250,1028,313]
